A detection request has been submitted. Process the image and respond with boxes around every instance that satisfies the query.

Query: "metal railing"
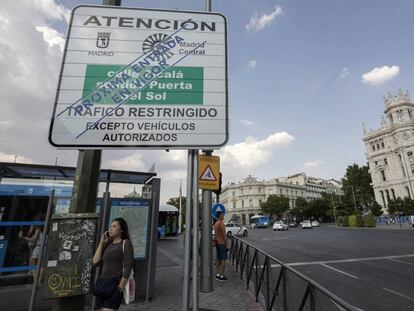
[229,236,363,311]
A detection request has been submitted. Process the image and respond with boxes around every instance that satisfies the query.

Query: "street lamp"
[351,186,358,213]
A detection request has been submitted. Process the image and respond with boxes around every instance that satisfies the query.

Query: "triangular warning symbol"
[200,165,217,181]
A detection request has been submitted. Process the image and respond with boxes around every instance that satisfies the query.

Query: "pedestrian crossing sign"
[198,155,220,190]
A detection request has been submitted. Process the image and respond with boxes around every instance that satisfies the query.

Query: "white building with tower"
[220,174,342,224]
[363,90,414,211]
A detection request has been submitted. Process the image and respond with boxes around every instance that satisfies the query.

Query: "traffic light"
[214,172,222,201]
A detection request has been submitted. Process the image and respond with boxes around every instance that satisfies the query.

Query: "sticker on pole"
[211,203,225,219]
[48,5,228,149]
[198,155,220,190]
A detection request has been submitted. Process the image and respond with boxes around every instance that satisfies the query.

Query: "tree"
[166,196,187,225]
[289,197,308,221]
[342,164,376,214]
[387,197,414,215]
[260,195,290,219]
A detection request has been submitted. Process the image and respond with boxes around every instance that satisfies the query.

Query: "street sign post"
[49,5,228,149]
[198,155,220,190]
[211,203,225,219]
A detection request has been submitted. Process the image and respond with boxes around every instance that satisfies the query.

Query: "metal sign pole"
[200,0,214,295]
[192,150,199,310]
[91,191,111,310]
[183,150,194,310]
[28,190,55,311]
[200,150,213,293]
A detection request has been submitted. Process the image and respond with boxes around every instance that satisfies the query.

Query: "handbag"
[122,240,136,304]
[91,276,118,298]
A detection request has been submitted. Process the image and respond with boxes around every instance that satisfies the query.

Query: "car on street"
[311,220,320,227]
[225,223,248,237]
[288,221,298,228]
[300,220,313,229]
[273,221,289,231]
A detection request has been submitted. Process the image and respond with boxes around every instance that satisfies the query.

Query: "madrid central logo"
[142,33,174,61]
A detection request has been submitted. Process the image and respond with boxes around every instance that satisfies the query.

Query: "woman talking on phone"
[92,218,134,311]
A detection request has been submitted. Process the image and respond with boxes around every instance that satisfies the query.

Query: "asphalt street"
[241,224,414,311]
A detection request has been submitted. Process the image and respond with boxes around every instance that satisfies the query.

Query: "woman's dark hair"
[112,218,130,240]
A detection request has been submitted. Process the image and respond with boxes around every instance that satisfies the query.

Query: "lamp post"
[330,192,336,222]
[351,186,358,213]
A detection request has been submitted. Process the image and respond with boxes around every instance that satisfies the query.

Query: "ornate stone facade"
[220,174,342,224]
[363,90,414,212]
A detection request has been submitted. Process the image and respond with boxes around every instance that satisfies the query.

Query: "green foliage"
[349,215,356,227]
[356,215,364,227]
[336,216,343,226]
[363,214,377,227]
[260,195,290,218]
[342,216,349,227]
[166,196,186,225]
[369,200,383,216]
[387,197,414,215]
[342,164,375,214]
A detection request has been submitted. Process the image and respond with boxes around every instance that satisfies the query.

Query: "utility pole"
[330,192,336,222]
[179,179,183,234]
[199,0,214,298]
[53,1,119,310]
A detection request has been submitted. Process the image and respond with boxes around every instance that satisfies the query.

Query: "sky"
[1,0,414,203]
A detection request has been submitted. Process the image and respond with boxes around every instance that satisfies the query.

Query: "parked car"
[311,220,320,227]
[273,221,289,231]
[300,220,313,229]
[288,221,298,228]
[225,223,248,237]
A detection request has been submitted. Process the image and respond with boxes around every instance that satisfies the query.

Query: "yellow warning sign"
[198,155,220,190]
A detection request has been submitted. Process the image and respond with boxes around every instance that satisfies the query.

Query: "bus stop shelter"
[0,162,160,309]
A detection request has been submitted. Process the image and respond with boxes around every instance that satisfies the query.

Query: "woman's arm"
[21,228,40,242]
[92,232,110,265]
[118,240,134,289]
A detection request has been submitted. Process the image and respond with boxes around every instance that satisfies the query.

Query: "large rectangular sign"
[49,5,228,149]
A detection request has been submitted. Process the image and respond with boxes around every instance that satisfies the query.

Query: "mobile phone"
[104,231,109,239]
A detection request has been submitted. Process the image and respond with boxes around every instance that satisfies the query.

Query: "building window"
[385,190,391,201]
[380,190,386,207]
[371,142,375,151]
[249,199,253,207]
[381,170,386,181]
[241,200,244,208]
[232,202,236,209]
[408,109,412,119]
[399,154,406,177]
[397,110,403,121]
[380,139,385,148]
[391,188,396,200]
[375,161,378,166]
[232,191,236,197]
[376,140,380,150]
[384,158,388,165]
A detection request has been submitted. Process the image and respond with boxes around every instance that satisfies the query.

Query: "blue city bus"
[249,215,270,228]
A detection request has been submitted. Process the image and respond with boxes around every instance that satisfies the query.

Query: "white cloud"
[0,152,32,163]
[33,0,70,23]
[218,132,294,169]
[110,154,146,171]
[362,65,400,85]
[36,26,65,51]
[303,159,323,169]
[339,67,349,79]
[246,6,282,32]
[240,119,254,126]
[247,60,257,69]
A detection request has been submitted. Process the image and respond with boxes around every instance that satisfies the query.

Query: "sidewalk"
[120,263,263,311]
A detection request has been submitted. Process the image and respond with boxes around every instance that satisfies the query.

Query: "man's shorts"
[216,244,227,261]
